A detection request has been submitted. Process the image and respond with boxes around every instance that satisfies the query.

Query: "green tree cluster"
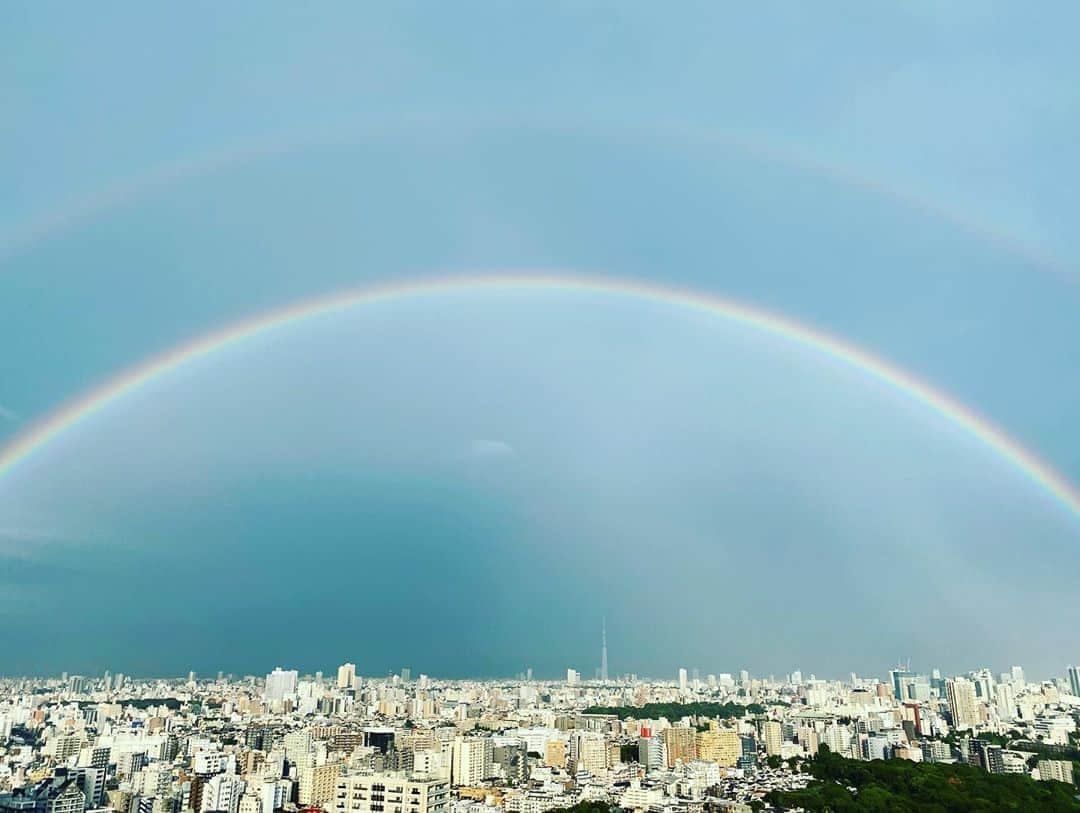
[766,747,1080,812]
[582,701,765,720]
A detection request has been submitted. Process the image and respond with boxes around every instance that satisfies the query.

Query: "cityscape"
[5,3,1080,812]
[3,626,1080,813]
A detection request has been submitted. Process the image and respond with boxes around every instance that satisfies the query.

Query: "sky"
[1,2,1078,680]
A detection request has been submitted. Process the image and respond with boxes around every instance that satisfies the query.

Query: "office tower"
[264,667,298,701]
[566,668,580,686]
[600,618,609,682]
[678,668,688,690]
[970,668,994,700]
[401,667,411,683]
[739,670,749,685]
[188,671,196,684]
[67,676,89,695]
[1067,666,1080,698]
[946,677,981,731]
[737,736,758,770]
[1010,665,1025,684]
[889,668,911,701]
[337,663,356,690]
[790,670,803,686]
[525,668,533,682]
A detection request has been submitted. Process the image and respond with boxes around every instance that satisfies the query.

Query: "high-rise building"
[1067,666,1080,698]
[337,663,356,690]
[695,723,740,767]
[678,668,688,691]
[543,740,567,769]
[450,737,492,786]
[662,727,696,768]
[889,668,912,701]
[762,721,783,757]
[298,762,342,806]
[200,774,246,813]
[264,668,298,702]
[566,669,580,686]
[572,732,609,774]
[946,677,981,732]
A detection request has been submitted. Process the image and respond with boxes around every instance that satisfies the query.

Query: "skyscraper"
[1067,665,1080,698]
[600,618,609,682]
[337,663,356,690]
[264,667,298,702]
[946,677,980,731]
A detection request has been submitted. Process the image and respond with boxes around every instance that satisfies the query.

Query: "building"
[264,668,298,702]
[1037,760,1074,785]
[662,726,696,768]
[565,669,580,686]
[762,721,783,757]
[450,737,492,786]
[946,678,981,732]
[1067,666,1080,698]
[201,774,247,813]
[338,664,357,690]
[298,762,344,806]
[570,733,608,774]
[695,723,740,767]
[333,773,449,813]
[543,740,566,770]
[0,771,87,813]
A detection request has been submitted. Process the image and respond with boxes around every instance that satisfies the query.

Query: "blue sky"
[1,2,1078,679]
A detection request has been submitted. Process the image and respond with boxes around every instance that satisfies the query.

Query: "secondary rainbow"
[1,272,1077,520]
[1,121,1073,283]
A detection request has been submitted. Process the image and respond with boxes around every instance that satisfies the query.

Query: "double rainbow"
[0,273,1077,521]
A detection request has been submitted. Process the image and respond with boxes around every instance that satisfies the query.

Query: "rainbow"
[1,119,1074,284]
[1,272,1077,520]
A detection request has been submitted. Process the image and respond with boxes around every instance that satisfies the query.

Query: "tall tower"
[600,617,609,682]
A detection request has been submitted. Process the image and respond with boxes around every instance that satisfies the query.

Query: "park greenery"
[765,746,1080,812]
[582,701,766,720]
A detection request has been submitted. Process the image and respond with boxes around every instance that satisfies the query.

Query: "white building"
[264,668,298,702]
[333,773,449,813]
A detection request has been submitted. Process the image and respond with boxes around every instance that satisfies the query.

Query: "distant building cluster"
[0,656,1077,813]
